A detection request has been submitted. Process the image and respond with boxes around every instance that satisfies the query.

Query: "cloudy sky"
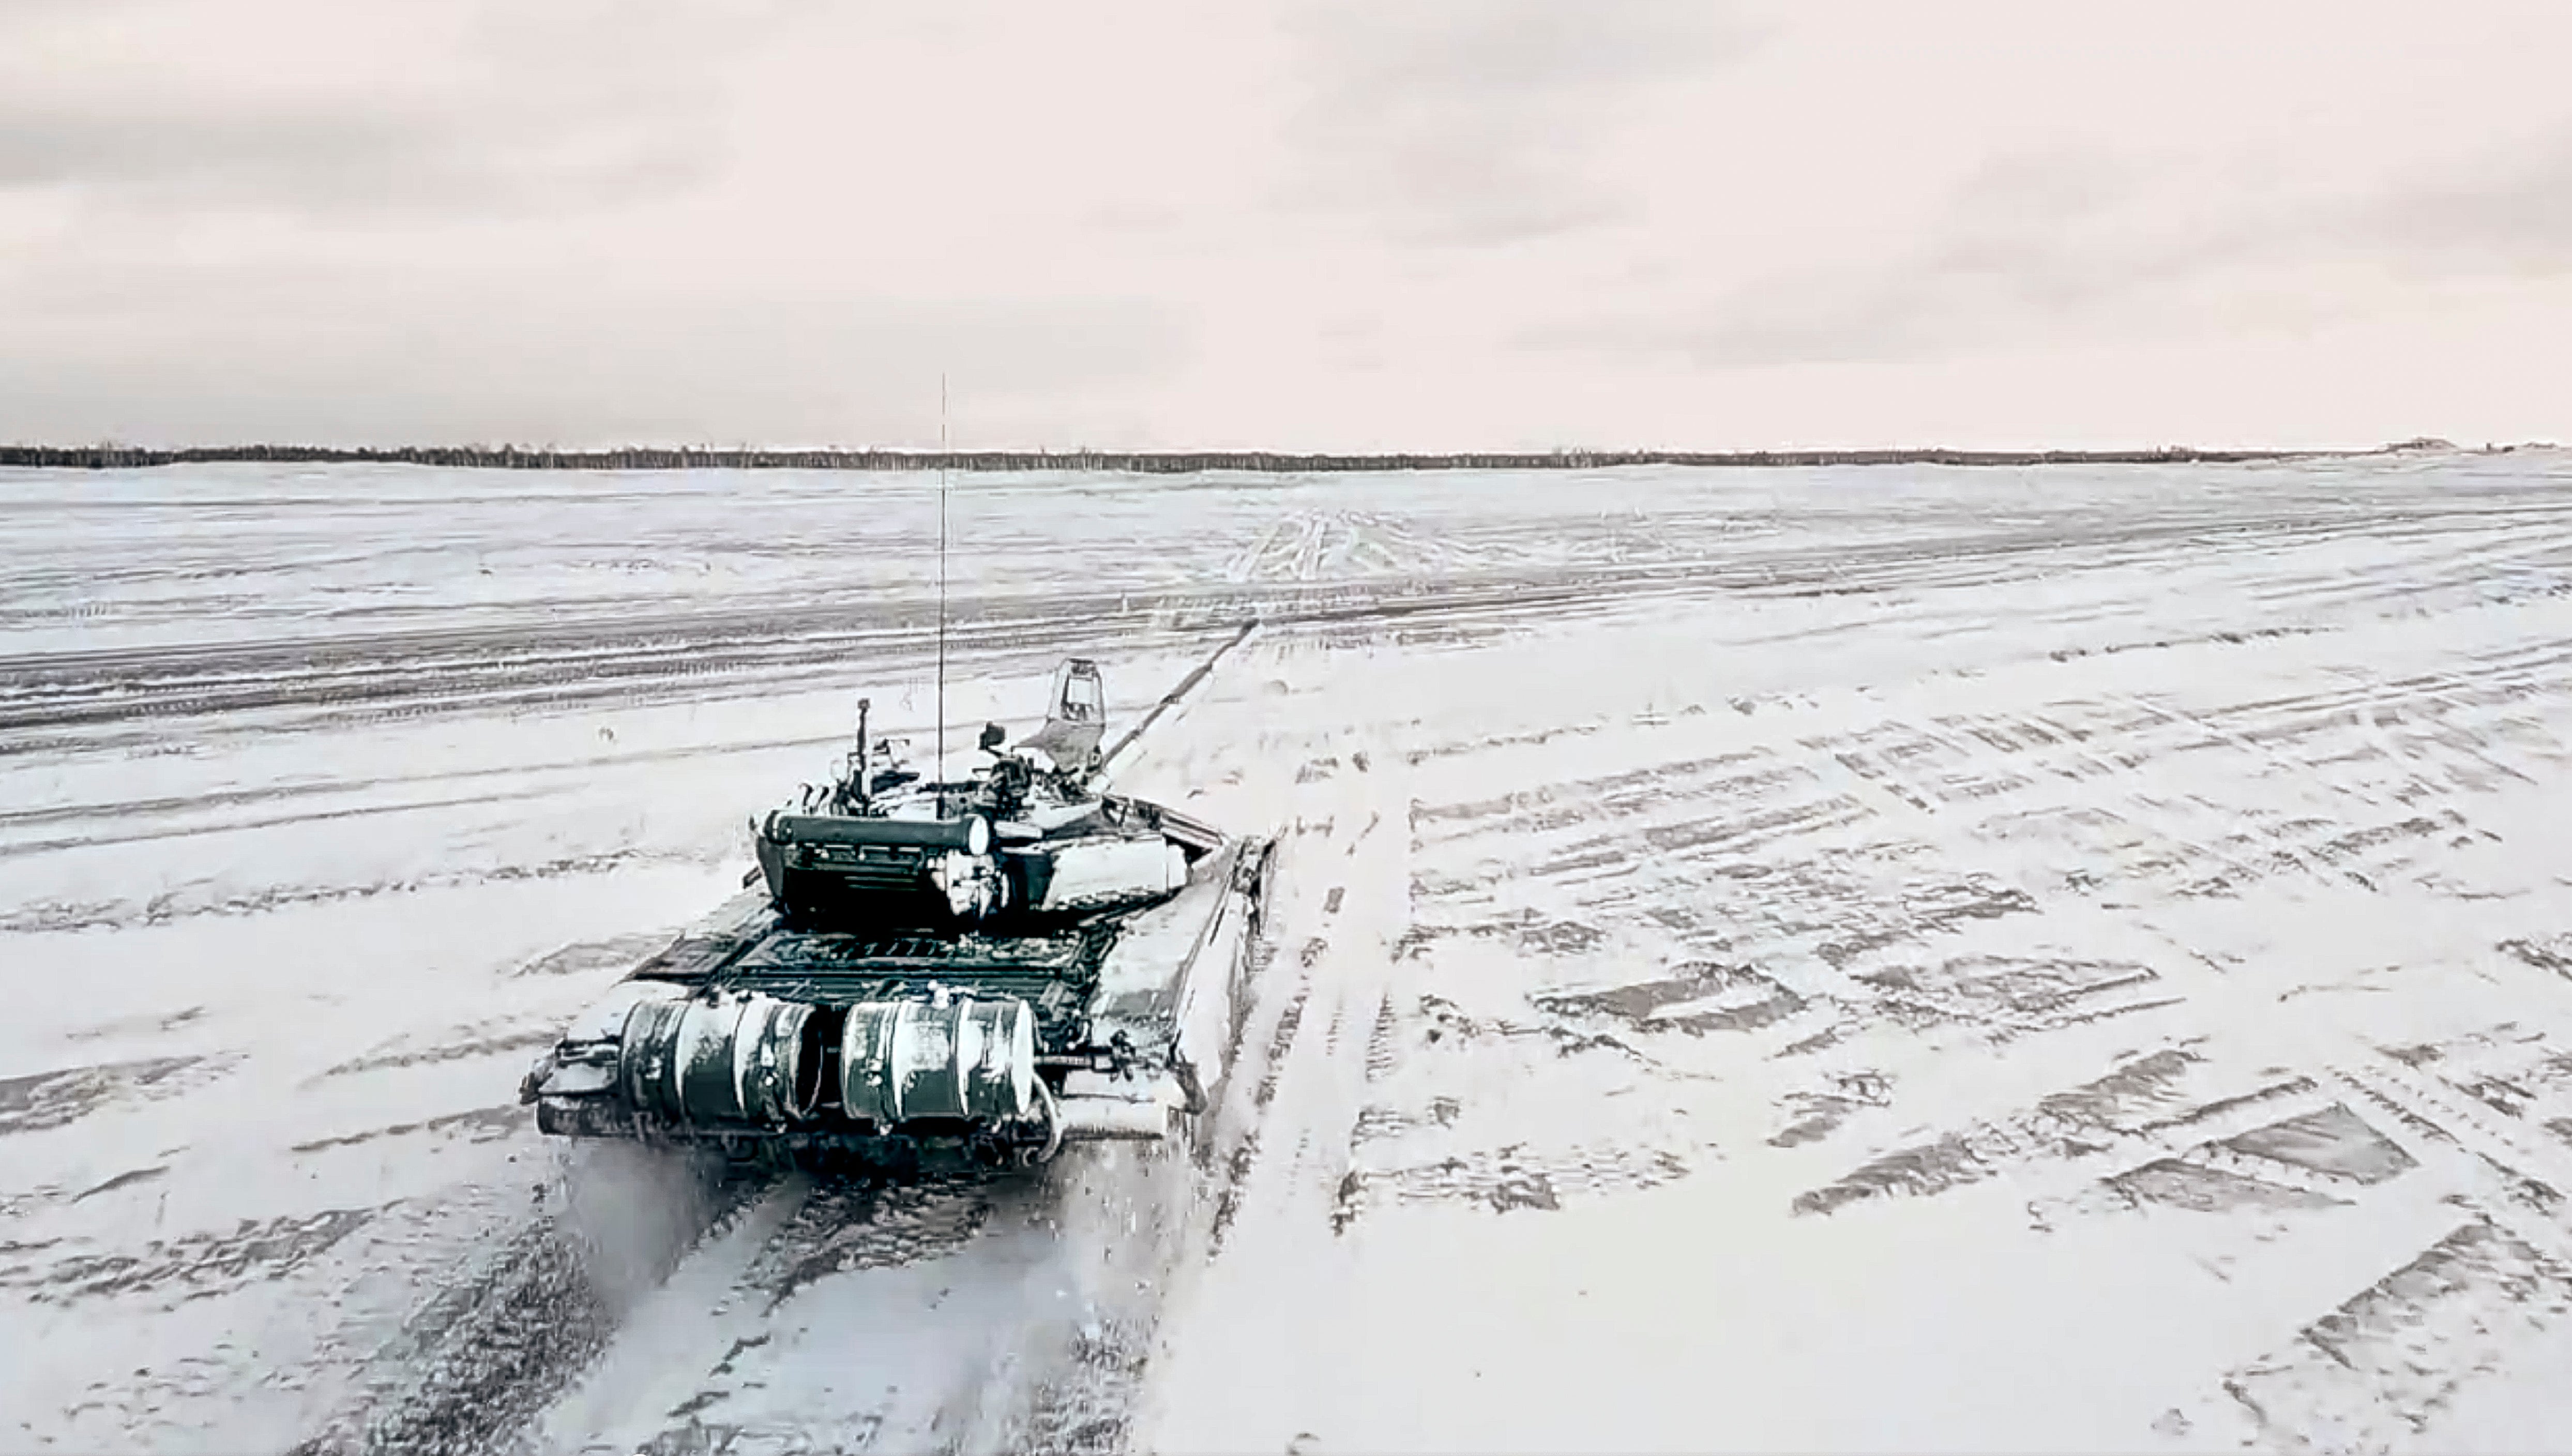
[4,0,2570,450]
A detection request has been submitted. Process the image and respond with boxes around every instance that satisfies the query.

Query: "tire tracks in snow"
[289,1146,772,1456]
[20,495,2536,742]
[1232,741,1411,1246]
[1123,730,1415,1452]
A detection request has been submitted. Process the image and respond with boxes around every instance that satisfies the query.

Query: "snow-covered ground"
[8,453,2572,1453]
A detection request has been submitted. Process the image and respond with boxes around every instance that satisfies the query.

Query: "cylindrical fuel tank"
[619,990,820,1127]
[840,995,1036,1126]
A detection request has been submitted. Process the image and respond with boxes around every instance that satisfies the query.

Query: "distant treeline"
[0,443,2374,473]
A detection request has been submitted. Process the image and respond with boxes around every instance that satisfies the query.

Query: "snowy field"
[8,453,2572,1454]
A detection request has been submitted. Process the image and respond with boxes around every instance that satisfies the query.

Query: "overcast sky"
[5,0,2570,450]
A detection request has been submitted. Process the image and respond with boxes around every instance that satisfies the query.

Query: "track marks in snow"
[2219,1218,2572,1455]
[1792,1045,2207,1218]
[1206,932,1308,1259]
[1221,509,1493,585]
[4,1205,384,1309]
[287,1106,527,1156]
[2078,1034,2572,1449]
[317,1024,564,1081]
[0,1052,240,1138]
[1206,738,1414,1244]
[293,1148,761,1456]
[1177,543,2572,1447]
[0,847,716,935]
[512,1153,1202,1456]
[2155,1043,2572,1450]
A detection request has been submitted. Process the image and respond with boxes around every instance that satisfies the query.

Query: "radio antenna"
[934,373,950,806]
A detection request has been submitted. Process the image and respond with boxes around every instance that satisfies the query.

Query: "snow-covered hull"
[520,831,1275,1170]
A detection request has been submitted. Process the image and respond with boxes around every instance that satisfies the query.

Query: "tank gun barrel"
[1091,618,1259,786]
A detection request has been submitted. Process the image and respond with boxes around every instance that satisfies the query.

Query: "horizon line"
[0,436,2541,474]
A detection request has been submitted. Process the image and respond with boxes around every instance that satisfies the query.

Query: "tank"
[517,633,1275,1173]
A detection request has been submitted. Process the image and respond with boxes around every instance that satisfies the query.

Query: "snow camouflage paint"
[6,452,2572,1452]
